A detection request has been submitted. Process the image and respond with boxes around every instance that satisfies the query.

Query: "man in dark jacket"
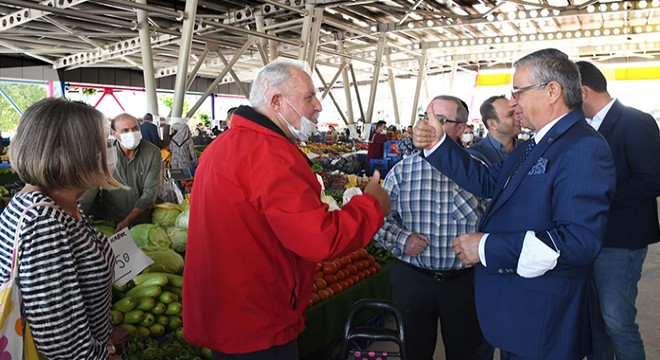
[140,113,161,147]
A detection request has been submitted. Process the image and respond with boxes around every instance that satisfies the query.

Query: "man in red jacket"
[182,59,391,360]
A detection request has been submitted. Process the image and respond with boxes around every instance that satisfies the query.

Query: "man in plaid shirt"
[374,95,485,360]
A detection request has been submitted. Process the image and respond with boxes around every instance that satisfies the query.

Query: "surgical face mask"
[280,97,317,141]
[118,130,142,150]
[106,145,118,174]
[461,133,474,143]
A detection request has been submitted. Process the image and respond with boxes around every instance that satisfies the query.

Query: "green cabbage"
[175,209,189,229]
[91,220,116,238]
[166,226,188,253]
[130,224,171,250]
[152,206,182,227]
[143,249,184,274]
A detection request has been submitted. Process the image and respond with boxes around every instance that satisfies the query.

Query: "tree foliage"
[0,82,47,132]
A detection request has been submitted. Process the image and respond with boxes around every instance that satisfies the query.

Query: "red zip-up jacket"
[183,107,384,354]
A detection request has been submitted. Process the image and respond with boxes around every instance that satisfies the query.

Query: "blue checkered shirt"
[374,153,484,270]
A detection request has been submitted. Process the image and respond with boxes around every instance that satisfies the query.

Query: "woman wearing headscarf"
[170,121,197,170]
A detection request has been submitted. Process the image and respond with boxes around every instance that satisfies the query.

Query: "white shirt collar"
[587,98,616,131]
[532,113,566,143]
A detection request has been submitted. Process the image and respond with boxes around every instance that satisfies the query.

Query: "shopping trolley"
[339,299,407,360]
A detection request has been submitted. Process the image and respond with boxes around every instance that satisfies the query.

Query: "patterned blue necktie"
[512,138,536,176]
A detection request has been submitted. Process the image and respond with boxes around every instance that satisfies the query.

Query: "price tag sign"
[108,228,154,286]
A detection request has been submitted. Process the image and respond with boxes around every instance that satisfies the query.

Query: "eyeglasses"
[424,113,463,124]
[511,82,548,99]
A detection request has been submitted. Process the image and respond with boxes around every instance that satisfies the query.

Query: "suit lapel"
[480,109,585,228]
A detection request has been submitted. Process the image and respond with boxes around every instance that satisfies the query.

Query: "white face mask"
[280,97,317,142]
[461,133,474,143]
[119,131,142,150]
[106,145,118,174]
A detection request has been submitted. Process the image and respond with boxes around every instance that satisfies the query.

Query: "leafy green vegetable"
[152,206,182,227]
[123,333,203,360]
[130,224,171,250]
[166,226,188,253]
[175,209,189,229]
[91,220,116,238]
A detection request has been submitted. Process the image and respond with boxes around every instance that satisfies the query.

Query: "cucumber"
[139,313,155,327]
[110,310,123,325]
[167,316,182,330]
[175,327,185,344]
[156,315,169,326]
[164,286,182,298]
[164,302,182,316]
[164,273,183,288]
[112,297,137,313]
[150,302,166,315]
[118,323,137,333]
[136,297,156,312]
[123,309,146,324]
[135,325,150,337]
[158,291,177,305]
[129,273,169,288]
[126,285,162,299]
[149,323,165,338]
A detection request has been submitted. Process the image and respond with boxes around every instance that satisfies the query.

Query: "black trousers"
[391,260,484,360]
[211,340,298,360]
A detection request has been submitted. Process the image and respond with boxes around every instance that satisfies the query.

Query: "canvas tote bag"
[0,201,52,360]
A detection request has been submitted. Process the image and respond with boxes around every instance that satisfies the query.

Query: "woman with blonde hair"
[0,98,124,359]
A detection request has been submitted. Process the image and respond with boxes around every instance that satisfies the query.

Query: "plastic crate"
[369,158,392,178]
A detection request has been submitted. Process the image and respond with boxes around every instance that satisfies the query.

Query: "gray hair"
[10,98,123,190]
[514,48,582,109]
[110,113,139,130]
[431,95,469,123]
[249,58,312,108]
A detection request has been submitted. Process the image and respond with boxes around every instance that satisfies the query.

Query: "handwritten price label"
[108,228,154,286]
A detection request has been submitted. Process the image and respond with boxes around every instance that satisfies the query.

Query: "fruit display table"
[298,260,393,358]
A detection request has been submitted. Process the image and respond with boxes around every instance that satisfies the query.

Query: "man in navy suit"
[414,48,616,359]
[577,61,660,360]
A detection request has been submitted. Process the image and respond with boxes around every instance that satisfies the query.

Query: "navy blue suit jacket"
[425,108,616,359]
[597,100,660,248]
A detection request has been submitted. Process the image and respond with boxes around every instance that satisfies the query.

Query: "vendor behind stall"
[80,113,162,232]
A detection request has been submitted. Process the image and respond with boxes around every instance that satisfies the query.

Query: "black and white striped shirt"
[0,192,113,359]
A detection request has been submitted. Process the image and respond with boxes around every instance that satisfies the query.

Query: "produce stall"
[299,260,393,359]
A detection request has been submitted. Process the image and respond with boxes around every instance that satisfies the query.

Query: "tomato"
[329,283,343,295]
[345,277,355,287]
[325,287,335,297]
[324,274,338,284]
[323,262,338,274]
[374,263,382,271]
[346,264,358,274]
[339,280,349,290]
[315,271,324,279]
[310,293,320,305]
[317,289,330,301]
[308,298,314,308]
[349,275,360,284]
[315,263,322,272]
[354,261,364,271]
[312,283,318,292]
[335,270,345,281]
[367,256,376,265]
[368,266,377,275]
[356,248,369,259]
[341,256,352,265]
[348,251,360,261]
[361,259,370,269]
[356,272,366,280]
[341,269,351,278]
[314,277,327,290]
[360,269,371,278]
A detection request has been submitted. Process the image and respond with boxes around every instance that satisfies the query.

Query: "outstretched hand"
[413,103,445,149]
[364,170,391,216]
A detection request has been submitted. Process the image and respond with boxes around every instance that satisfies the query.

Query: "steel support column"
[254,14,269,65]
[365,32,387,124]
[349,64,365,122]
[409,47,428,126]
[306,7,324,70]
[320,63,348,101]
[136,0,158,116]
[338,35,354,124]
[297,5,314,62]
[265,19,279,61]
[185,45,210,92]
[187,39,253,118]
[171,0,199,118]
[315,68,348,126]
[216,51,250,99]
[385,51,400,126]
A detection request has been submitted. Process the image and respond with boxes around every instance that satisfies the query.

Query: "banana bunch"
[111,272,183,339]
